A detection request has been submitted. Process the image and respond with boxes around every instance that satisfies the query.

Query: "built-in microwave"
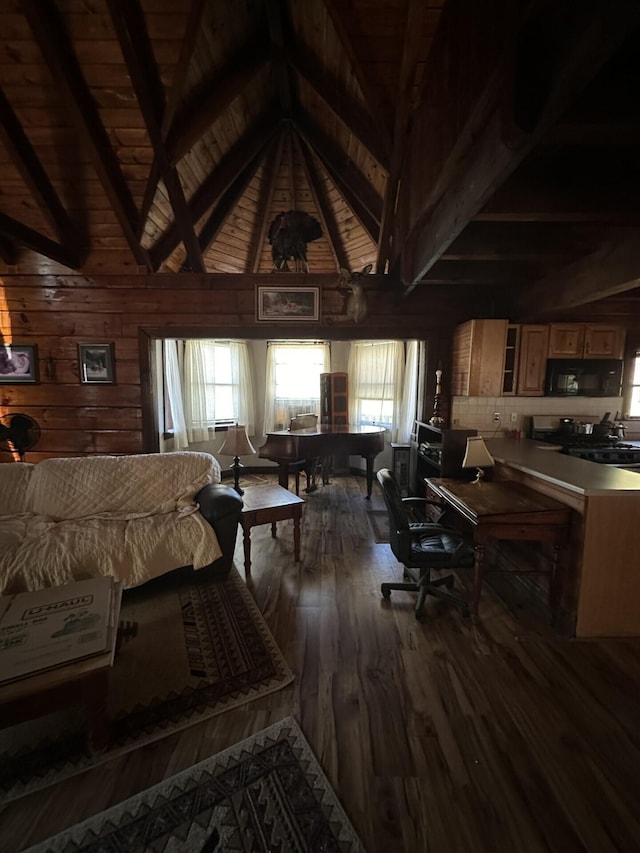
[545,359,623,397]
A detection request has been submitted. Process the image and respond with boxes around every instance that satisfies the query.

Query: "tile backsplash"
[450,396,633,438]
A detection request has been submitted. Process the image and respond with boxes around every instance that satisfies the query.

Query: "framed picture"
[257,286,320,321]
[0,344,39,384]
[78,343,116,384]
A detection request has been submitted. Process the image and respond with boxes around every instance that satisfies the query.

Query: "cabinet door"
[502,324,521,395]
[517,325,549,396]
[583,325,625,359]
[548,324,584,358]
[452,319,508,396]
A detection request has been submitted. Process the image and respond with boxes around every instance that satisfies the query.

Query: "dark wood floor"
[2,473,640,853]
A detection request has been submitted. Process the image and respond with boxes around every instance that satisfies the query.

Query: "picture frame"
[78,342,116,385]
[257,286,320,322]
[0,344,39,384]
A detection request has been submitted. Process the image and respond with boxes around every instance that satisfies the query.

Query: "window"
[348,340,420,442]
[163,340,255,446]
[264,341,330,431]
[629,349,640,417]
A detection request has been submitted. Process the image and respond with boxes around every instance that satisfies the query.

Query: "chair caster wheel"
[381,586,391,598]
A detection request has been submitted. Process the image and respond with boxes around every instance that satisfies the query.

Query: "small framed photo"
[0,344,39,384]
[257,286,320,321]
[78,343,116,384]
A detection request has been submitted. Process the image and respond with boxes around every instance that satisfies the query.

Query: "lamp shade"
[462,436,494,469]
[219,424,255,457]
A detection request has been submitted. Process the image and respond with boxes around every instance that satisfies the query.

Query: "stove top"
[530,425,640,464]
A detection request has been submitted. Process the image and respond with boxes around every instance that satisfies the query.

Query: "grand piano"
[259,424,386,498]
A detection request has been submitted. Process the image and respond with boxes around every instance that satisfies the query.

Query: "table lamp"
[219,424,256,494]
[462,436,494,484]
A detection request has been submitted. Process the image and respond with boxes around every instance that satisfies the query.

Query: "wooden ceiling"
[1,0,640,321]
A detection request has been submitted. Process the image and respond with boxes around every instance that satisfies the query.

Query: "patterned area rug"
[0,569,294,805]
[366,510,390,543]
[23,717,365,853]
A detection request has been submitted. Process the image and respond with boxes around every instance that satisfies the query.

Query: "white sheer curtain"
[183,340,210,443]
[263,342,330,433]
[398,340,419,443]
[229,341,255,435]
[179,340,255,443]
[348,340,405,442]
[163,340,188,449]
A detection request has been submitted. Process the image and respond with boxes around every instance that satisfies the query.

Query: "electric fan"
[0,413,42,461]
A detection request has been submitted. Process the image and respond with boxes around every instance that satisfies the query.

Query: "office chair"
[288,413,322,495]
[376,468,474,619]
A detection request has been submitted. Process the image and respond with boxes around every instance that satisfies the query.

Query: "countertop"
[485,438,640,496]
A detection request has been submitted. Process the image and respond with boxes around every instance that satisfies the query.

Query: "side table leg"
[242,524,252,576]
[472,544,485,621]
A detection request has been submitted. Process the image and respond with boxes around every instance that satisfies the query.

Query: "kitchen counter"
[481,437,640,638]
[485,437,640,496]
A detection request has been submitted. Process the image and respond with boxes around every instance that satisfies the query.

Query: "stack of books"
[0,576,122,685]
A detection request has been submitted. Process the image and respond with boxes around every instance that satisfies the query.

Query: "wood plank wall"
[0,272,474,462]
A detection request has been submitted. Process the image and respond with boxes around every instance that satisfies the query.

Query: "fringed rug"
[0,569,294,805]
[366,510,390,543]
[23,717,365,853]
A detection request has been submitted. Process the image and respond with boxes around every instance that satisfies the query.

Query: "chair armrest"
[401,496,444,523]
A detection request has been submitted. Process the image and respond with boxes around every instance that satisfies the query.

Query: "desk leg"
[472,544,485,621]
[548,543,562,624]
[271,522,277,538]
[293,511,301,561]
[242,524,252,576]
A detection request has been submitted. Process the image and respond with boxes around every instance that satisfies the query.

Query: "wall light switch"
[510,412,518,423]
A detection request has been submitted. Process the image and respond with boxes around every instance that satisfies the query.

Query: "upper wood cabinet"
[452,319,509,397]
[516,325,549,396]
[548,324,625,359]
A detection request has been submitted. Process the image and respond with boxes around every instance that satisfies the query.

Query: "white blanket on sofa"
[0,452,224,594]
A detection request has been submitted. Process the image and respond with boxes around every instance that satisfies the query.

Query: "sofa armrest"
[196,484,243,579]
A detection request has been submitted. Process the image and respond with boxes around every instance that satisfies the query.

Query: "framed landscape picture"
[79,343,116,384]
[0,344,39,384]
[257,286,320,321]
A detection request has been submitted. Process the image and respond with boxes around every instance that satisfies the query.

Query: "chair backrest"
[289,413,318,430]
[376,468,411,560]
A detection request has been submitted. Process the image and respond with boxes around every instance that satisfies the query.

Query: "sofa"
[0,451,243,595]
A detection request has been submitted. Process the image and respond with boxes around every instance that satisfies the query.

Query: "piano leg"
[364,455,376,499]
[277,462,290,490]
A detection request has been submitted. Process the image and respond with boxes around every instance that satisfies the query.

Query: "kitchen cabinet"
[452,319,509,396]
[516,325,549,396]
[548,324,625,359]
[501,324,520,395]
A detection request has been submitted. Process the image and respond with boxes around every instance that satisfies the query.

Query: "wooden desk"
[240,485,304,575]
[426,478,571,621]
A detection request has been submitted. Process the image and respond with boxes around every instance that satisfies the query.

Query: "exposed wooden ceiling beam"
[167,39,271,166]
[0,213,81,270]
[150,110,282,268]
[295,133,346,272]
[320,0,391,154]
[22,0,151,270]
[295,111,382,226]
[107,0,205,273]
[248,132,285,273]
[0,234,18,266]
[265,0,294,114]
[195,152,263,262]
[443,222,613,260]
[0,87,81,258]
[399,0,640,294]
[377,0,424,274]
[284,43,389,169]
[139,0,208,231]
[510,229,640,319]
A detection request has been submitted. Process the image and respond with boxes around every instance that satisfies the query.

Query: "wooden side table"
[240,484,304,575]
